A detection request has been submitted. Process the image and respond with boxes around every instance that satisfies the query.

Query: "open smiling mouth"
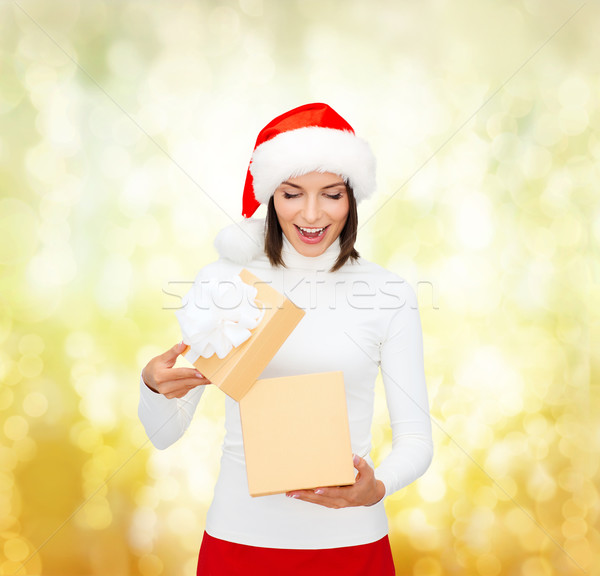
[294,225,330,239]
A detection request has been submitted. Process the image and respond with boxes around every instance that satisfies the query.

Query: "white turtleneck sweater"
[138,234,433,549]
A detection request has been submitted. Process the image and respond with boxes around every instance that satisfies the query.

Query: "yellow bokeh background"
[1,1,599,574]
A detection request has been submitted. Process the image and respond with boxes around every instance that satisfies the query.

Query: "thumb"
[353,454,364,470]
[160,341,187,363]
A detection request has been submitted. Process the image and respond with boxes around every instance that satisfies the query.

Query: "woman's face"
[273,171,350,258]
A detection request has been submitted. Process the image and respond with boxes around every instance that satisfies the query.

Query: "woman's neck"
[281,235,341,271]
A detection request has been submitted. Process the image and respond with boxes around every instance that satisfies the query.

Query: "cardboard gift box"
[183,269,305,401]
[239,371,356,497]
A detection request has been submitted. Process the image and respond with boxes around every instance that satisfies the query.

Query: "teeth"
[298,226,326,234]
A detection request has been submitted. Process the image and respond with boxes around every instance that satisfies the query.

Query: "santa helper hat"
[242,102,376,218]
[215,103,376,263]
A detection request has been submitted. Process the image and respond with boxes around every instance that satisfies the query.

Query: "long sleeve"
[138,375,205,450]
[375,284,433,497]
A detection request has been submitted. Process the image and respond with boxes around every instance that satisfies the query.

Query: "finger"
[158,341,187,364]
[353,454,374,481]
[165,377,210,392]
[156,377,210,397]
[287,490,349,509]
[166,367,208,381]
[353,453,364,470]
[287,485,349,501]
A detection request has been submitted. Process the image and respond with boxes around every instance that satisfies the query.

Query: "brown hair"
[264,183,359,272]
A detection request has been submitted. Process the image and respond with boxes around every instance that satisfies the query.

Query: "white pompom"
[213,218,266,264]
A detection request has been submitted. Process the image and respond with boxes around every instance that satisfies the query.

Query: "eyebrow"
[280,180,346,190]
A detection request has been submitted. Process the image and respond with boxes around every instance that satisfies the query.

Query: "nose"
[301,194,322,223]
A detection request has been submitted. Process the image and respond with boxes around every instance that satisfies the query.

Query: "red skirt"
[196,531,396,576]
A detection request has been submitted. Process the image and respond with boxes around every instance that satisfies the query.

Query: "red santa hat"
[242,103,376,218]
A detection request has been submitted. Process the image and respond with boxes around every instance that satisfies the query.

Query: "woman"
[139,103,433,575]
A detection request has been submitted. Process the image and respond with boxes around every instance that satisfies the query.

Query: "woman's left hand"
[285,454,385,508]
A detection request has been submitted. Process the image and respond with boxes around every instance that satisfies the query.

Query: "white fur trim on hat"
[214,218,265,264]
[249,127,376,204]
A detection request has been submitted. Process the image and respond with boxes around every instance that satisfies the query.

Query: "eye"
[282,191,301,199]
[325,192,344,200]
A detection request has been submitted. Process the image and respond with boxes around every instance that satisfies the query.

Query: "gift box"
[181,269,305,401]
[239,371,356,497]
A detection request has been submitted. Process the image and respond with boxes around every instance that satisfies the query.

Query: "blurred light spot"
[107,40,143,79]
[525,258,555,308]
[243,52,275,85]
[89,104,116,140]
[24,142,67,184]
[137,102,169,136]
[521,557,553,576]
[418,471,446,502]
[561,516,587,539]
[138,553,163,576]
[454,193,493,250]
[492,132,520,162]
[527,464,556,502]
[13,437,37,462]
[551,215,582,248]
[70,423,103,453]
[476,553,501,576]
[239,0,263,17]
[0,55,26,114]
[120,169,152,218]
[0,300,11,346]
[440,255,501,315]
[35,88,81,153]
[3,537,29,562]
[414,215,443,247]
[521,145,552,180]
[533,113,563,147]
[22,392,48,418]
[559,77,590,108]
[209,6,240,38]
[104,225,135,258]
[0,447,18,472]
[562,498,584,519]
[28,243,77,287]
[473,486,498,510]
[455,346,523,417]
[502,92,533,119]
[154,476,180,501]
[0,199,38,265]
[129,507,157,551]
[65,331,96,359]
[23,63,57,110]
[4,416,29,441]
[0,388,14,411]
[100,145,132,180]
[18,355,43,379]
[134,486,159,509]
[112,116,143,147]
[559,107,589,136]
[167,507,197,535]
[81,499,112,530]
[564,537,592,568]
[0,353,19,388]
[79,372,119,429]
[130,215,160,248]
[18,334,45,356]
[493,476,517,501]
[414,557,442,576]
[95,255,132,313]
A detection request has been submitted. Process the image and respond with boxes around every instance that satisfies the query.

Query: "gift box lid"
[183,269,305,401]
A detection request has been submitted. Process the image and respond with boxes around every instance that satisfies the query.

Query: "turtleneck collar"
[281,234,341,271]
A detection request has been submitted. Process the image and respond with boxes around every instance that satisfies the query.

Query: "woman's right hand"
[142,341,211,399]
